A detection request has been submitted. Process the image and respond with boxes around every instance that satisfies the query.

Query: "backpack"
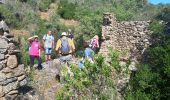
[60,38,70,54]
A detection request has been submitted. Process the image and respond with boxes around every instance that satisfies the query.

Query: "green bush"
[0,5,20,28]
[149,20,165,34]
[55,51,119,99]
[58,0,76,19]
[37,0,52,11]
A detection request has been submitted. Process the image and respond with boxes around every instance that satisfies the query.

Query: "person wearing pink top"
[28,35,42,70]
[90,35,99,53]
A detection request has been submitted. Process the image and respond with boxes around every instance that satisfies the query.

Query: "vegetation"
[125,12,170,99]
[56,51,118,99]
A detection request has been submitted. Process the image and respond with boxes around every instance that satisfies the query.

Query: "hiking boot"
[37,66,42,70]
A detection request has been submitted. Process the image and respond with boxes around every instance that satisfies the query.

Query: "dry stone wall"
[100,13,152,61]
[0,20,27,100]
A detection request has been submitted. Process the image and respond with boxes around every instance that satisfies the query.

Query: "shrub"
[55,50,120,99]
[58,0,76,19]
[37,0,52,12]
[0,5,20,28]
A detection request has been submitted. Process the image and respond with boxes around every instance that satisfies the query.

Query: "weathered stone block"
[0,38,8,49]
[7,55,18,69]
[0,54,4,60]
[3,80,18,94]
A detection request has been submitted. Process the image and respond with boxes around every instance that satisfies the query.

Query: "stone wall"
[100,13,152,61]
[0,20,27,100]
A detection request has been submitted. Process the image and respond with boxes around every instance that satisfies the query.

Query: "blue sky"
[149,0,170,4]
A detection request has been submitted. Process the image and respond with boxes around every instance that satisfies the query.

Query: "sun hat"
[33,35,38,38]
[61,32,67,36]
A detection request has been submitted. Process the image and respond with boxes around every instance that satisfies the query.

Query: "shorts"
[45,48,52,55]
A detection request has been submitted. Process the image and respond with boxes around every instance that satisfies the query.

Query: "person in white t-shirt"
[43,30,54,64]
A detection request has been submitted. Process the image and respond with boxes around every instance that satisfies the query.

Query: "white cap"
[61,32,67,36]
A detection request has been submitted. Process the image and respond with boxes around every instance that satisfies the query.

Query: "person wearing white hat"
[55,32,75,80]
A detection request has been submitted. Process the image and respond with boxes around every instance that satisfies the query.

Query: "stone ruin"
[100,13,152,62]
[0,20,27,100]
[99,13,154,96]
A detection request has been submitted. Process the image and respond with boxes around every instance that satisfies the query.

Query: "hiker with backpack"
[84,44,94,63]
[43,30,54,64]
[28,35,42,70]
[90,35,99,53]
[55,32,75,79]
[78,44,94,68]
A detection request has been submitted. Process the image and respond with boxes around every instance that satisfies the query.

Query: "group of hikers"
[27,29,99,80]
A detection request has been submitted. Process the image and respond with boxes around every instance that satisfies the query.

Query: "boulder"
[7,55,18,69]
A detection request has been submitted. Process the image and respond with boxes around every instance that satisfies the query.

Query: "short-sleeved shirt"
[43,34,54,48]
[29,41,40,56]
[55,37,75,54]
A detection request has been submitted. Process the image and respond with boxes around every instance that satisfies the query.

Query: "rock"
[19,78,27,86]
[17,75,26,81]
[5,73,14,79]
[119,61,126,67]
[0,38,8,49]
[4,32,14,38]
[0,49,7,54]
[2,67,12,73]
[0,20,9,32]
[5,94,18,100]
[13,64,25,77]
[0,63,4,70]
[128,62,137,71]
[8,90,18,95]
[8,49,20,55]
[0,54,4,60]
[8,43,16,50]
[3,80,18,94]
[0,86,5,97]
[0,73,6,83]
[7,55,18,69]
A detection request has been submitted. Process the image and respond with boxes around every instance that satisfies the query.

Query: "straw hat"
[33,35,38,38]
